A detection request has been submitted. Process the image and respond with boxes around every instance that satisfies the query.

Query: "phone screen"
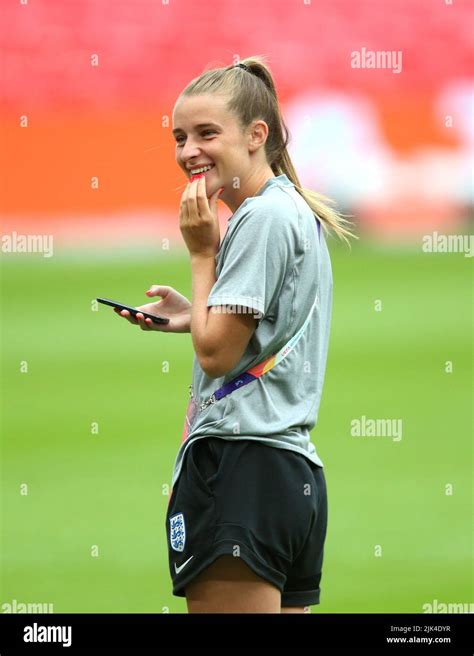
[97,297,170,324]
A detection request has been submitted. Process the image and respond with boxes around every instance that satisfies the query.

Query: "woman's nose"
[181,140,201,161]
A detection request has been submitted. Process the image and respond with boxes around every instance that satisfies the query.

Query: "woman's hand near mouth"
[179,174,224,259]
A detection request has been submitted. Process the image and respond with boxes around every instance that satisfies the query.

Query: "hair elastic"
[235,62,250,72]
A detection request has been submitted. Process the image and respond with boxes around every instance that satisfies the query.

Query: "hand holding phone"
[98,286,192,333]
[97,298,170,324]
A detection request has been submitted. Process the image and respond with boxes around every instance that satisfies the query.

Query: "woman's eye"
[175,130,215,145]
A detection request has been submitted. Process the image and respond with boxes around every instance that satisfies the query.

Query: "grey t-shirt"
[170,173,333,489]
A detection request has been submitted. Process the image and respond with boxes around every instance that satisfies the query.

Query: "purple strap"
[213,371,258,401]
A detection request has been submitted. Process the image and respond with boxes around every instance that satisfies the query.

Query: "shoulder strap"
[197,290,319,410]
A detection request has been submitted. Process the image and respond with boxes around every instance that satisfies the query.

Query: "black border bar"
[0,613,472,653]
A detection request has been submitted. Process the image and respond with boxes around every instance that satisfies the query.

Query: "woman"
[116,56,355,613]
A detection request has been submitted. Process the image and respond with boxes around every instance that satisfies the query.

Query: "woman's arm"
[180,176,256,377]
[190,254,256,378]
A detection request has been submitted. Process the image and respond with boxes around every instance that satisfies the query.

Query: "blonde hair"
[178,55,357,245]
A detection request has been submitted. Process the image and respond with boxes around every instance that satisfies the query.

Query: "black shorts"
[165,436,328,607]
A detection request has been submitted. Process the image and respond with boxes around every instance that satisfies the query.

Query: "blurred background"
[1,0,472,614]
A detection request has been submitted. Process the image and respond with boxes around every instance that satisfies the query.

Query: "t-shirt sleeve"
[207,199,294,321]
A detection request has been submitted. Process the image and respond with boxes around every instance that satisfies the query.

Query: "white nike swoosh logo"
[174,555,194,574]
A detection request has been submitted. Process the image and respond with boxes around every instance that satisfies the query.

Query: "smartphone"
[97,297,170,324]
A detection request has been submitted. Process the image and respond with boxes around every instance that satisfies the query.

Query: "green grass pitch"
[1,240,471,613]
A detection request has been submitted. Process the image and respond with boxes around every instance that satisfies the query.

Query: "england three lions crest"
[169,513,186,552]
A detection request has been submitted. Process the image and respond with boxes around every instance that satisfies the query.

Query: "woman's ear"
[247,119,269,153]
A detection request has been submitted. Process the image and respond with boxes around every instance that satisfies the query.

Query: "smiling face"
[172,94,274,212]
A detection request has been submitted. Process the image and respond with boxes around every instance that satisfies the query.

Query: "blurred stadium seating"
[1,0,472,243]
